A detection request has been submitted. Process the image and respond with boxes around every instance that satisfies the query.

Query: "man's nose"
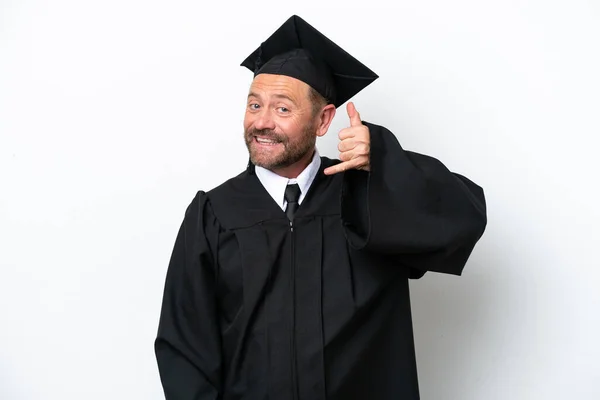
[253,109,276,131]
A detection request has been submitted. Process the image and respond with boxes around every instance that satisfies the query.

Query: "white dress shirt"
[255,149,322,211]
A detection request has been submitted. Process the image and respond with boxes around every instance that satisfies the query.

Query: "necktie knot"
[284,184,301,221]
[284,184,301,204]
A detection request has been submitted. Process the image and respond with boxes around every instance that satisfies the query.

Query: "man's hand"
[323,102,371,175]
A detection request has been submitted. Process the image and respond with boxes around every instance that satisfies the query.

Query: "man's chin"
[249,153,285,170]
[248,145,311,171]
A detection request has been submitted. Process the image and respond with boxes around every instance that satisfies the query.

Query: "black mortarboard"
[240,15,378,108]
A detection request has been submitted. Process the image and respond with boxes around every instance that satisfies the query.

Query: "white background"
[1,1,599,399]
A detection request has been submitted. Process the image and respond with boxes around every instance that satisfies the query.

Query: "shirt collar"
[255,148,322,210]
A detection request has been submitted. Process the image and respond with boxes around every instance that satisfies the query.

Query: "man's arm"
[335,117,487,277]
[155,191,222,399]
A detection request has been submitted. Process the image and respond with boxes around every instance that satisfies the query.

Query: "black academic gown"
[154,122,487,400]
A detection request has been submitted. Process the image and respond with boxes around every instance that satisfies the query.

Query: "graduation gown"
[154,122,487,400]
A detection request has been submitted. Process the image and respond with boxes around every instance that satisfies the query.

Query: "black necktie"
[284,184,301,221]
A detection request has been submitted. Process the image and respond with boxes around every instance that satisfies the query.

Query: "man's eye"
[249,104,260,110]
[278,107,289,113]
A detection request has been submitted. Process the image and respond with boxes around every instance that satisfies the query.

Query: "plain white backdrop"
[1,1,599,399]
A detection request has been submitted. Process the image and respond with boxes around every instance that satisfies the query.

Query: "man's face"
[244,74,318,170]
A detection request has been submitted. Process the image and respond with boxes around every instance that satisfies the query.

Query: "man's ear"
[316,104,336,137]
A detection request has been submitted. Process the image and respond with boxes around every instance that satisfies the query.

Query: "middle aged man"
[155,15,487,400]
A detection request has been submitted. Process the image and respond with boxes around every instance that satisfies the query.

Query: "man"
[155,15,487,400]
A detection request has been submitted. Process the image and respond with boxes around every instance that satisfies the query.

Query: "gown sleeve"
[154,191,222,399]
[341,122,487,278]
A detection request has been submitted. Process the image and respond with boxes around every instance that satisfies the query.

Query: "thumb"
[347,102,363,127]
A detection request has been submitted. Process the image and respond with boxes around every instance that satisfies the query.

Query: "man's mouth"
[254,136,281,146]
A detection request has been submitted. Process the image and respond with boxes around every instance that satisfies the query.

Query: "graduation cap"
[240,15,378,108]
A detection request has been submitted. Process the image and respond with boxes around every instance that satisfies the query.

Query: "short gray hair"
[308,87,329,117]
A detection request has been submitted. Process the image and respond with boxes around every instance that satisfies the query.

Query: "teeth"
[256,137,277,144]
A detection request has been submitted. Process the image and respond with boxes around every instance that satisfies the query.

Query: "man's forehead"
[249,74,311,97]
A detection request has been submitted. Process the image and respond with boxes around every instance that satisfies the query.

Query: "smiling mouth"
[254,136,281,146]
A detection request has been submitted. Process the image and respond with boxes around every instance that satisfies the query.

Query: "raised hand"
[323,102,371,175]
